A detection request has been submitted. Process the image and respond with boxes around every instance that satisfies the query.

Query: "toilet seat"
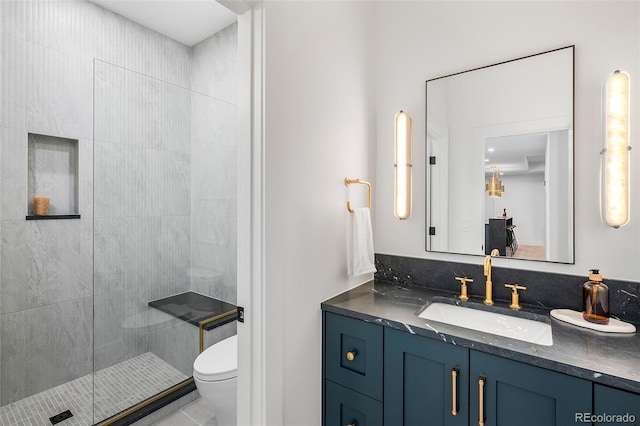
[193,334,237,382]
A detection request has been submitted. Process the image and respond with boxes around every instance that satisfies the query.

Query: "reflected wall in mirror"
[426,46,574,263]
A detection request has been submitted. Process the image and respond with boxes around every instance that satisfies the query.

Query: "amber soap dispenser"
[582,269,610,325]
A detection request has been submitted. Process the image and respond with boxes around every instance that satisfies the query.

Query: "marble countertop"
[321,280,640,394]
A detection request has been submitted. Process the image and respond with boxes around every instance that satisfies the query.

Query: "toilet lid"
[193,334,237,381]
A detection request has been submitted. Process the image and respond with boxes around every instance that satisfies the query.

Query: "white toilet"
[193,334,237,426]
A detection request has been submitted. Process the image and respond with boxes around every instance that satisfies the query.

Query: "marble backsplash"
[375,254,640,325]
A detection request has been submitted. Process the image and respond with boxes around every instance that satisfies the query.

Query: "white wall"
[375,1,640,281]
[486,173,546,246]
[261,1,377,424]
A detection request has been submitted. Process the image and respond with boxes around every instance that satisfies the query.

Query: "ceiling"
[484,132,548,176]
[90,0,238,46]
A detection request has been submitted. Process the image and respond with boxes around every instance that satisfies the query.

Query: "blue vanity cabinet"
[594,384,640,426]
[325,380,383,426]
[324,312,384,426]
[469,351,592,426]
[384,328,469,426]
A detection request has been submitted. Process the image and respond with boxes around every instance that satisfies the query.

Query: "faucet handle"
[505,284,526,310]
[455,276,473,301]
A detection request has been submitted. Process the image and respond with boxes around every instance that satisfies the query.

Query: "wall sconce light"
[394,110,412,220]
[486,165,504,198]
[602,70,631,228]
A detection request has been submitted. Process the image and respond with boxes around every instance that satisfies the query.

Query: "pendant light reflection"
[486,166,504,198]
[602,70,630,228]
[394,111,412,220]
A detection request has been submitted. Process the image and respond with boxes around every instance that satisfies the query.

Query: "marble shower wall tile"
[14,0,190,87]
[152,216,191,299]
[0,1,28,40]
[25,41,93,140]
[0,309,25,405]
[0,219,92,315]
[93,60,190,153]
[148,316,199,377]
[190,23,238,104]
[189,88,237,303]
[93,141,149,218]
[0,126,27,220]
[78,138,93,218]
[191,241,237,304]
[0,296,93,406]
[0,313,2,405]
[0,34,26,130]
[93,214,191,369]
[203,320,237,351]
[93,291,148,371]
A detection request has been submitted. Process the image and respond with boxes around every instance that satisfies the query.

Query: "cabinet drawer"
[325,312,383,400]
[325,380,383,426]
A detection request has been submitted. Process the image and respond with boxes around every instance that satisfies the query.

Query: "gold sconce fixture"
[485,165,504,198]
[602,70,631,228]
[394,110,412,219]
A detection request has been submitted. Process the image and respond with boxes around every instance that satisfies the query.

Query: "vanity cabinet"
[324,312,383,426]
[324,311,598,426]
[594,384,640,426]
[470,351,591,426]
[385,328,469,426]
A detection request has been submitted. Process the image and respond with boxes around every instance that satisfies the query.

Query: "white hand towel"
[347,207,377,276]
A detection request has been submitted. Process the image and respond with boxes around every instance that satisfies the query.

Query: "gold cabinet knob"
[346,351,356,361]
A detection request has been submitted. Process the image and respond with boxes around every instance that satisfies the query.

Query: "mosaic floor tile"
[0,353,187,425]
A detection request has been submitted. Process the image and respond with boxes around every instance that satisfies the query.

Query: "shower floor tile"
[0,352,188,426]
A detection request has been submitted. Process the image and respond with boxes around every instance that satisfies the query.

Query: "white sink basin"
[418,302,553,346]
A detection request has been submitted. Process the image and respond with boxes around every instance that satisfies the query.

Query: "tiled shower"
[0,1,237,424]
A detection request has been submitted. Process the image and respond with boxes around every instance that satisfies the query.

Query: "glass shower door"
[92,60,197,424]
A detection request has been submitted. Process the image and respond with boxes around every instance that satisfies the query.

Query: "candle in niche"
[33,196,50,216]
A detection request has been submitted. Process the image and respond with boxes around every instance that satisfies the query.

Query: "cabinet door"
[384,328,469,426]
[470,351,591,426]
[594,384,640,426]
[325,380,383,426]
[325,312,383,400]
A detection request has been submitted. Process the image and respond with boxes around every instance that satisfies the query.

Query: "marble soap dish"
[550,309,636,333]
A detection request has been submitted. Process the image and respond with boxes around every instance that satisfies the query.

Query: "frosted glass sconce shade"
[394,111,412,219]
[602,70,630,228]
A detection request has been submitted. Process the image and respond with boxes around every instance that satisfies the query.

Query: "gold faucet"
[483,249,499,306]
[505,284,527,310]
[455,276,473,301]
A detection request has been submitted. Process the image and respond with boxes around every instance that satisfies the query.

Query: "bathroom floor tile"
[152,410,200,426]
[150,398,218,426]
[0,352,187,425]
[181,398,217,425]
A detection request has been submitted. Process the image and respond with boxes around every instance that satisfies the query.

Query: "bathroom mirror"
[426,46,574,263]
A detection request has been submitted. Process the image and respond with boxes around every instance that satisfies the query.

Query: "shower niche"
[26,133,81,220]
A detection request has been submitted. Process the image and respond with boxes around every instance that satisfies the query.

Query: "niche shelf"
[26,133,80,220]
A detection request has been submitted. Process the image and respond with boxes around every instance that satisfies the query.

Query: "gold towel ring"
[345,178,371,213]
